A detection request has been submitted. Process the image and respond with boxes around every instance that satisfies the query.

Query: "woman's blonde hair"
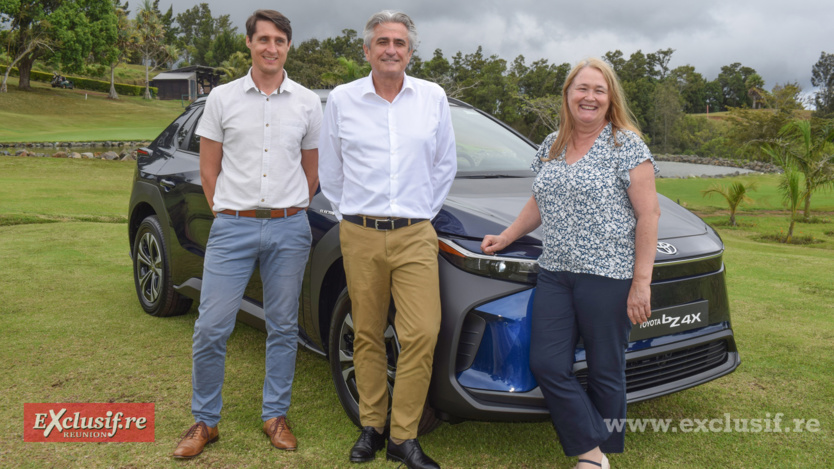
[546,57,641,161]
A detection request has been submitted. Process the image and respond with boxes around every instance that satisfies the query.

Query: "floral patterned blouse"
[531,123,658,280]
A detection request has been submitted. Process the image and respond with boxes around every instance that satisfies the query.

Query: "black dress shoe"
[350,426,388,463]
[386,438,440,469]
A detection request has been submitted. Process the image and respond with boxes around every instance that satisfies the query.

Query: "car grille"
[575,340,729,392]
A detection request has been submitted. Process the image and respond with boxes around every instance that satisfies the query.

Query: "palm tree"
[701,181,757,226]
[779,165,803,243]
[218,51,250,83]
[762,120,834,221]
[322,57,370,87]
[135,0,176,99]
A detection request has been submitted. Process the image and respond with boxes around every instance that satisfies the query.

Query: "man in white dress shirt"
[172,9,322,459]
[318,10,456,469]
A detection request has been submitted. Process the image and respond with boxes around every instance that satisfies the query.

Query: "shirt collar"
[361,72,415,99]
[242,68,293,95]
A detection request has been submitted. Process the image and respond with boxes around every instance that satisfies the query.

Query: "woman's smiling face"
[567,66,610,129]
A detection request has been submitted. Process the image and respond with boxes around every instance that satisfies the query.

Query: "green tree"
[811,51,834,117]
[670,65,707,113]
[701,181,757,226]
[1,0,117,92]
[651,80,684,154]
[321,29,365,63]
[727,83,805,160]
[217,50,249,83]
[647,48,675,80]
[762,120,834,220]
[204,29,246,67]
[716,63,758,109]
[104,0,136,99]
[619,51,656,132]
[322,57,370,86]
[284,38,338,89]
[135,0,174,99]
[603,50,625,75]
[518,94,562,139]
[779,165,803,243]
[670,115,732,158]
[174,3,235,66]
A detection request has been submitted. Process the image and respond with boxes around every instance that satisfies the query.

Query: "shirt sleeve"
[616,130,658,188]
[301,93,323,150]
[531,131,558,174]
[430,92,457,217]
[195,90,224,142]
[317,93,344,220]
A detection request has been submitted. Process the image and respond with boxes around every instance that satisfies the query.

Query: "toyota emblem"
[657,242,677,255]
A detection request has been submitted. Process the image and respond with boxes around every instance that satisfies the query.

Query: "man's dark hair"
[245,10,292,42]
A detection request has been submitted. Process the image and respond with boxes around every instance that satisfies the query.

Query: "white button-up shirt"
[196,69,322,212]
[318,73,457,220]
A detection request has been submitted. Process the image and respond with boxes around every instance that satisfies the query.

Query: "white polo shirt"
[196,68,322,212]
[318,73,457,220]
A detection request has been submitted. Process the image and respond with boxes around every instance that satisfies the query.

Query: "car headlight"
[438,238,538,284]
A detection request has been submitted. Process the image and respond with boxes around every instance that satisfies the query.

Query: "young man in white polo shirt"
[172,9,322,459]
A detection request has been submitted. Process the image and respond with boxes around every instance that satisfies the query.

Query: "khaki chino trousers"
[339,219,441,440]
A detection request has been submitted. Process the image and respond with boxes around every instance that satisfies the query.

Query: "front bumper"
[429,255,739,422]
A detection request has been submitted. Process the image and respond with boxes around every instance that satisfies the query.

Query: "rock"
[15,150,29,157]
[102,151,120,160]
[80,152,95,159]
[121,153,137,161]
[52,151,69,158]
[69,152,82,159]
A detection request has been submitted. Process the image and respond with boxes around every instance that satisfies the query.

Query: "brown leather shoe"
[172,422,219,459]
[263,416,297,451]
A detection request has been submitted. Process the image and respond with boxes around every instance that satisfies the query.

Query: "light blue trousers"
[191,211,311,427]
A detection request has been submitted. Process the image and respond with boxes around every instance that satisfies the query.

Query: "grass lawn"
[657,173,834,250]
[0,76,185,143]
[0,157,831,467]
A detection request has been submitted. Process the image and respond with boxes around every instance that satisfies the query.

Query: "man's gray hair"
[363,10,418,52]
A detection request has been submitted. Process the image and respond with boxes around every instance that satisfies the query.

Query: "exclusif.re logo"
[24,403,155,442]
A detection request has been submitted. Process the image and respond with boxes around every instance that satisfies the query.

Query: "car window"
[183,110,204,154]
[450,107,537,176]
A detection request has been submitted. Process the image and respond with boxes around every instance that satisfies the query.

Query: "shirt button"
[266,98,269,101]
[261,198,265,202]
[264,149,268,152]
[266,123,269,127]
[263,174,267,177]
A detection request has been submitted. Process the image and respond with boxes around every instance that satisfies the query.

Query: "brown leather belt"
[343,214,427,231]
[219,208,305,218]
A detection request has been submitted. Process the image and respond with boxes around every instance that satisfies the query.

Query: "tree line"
[3,1,834,160]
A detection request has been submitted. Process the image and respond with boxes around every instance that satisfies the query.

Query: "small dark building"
[151,66,222,100]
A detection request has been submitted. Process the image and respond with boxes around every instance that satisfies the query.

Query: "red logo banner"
[24,403,155,442]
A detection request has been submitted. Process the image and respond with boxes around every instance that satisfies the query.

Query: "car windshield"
[317,96,538,178]
[450,105,538,178]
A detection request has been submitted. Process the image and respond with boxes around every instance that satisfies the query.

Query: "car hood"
[435,177,710,245]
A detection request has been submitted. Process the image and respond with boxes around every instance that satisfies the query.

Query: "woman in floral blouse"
[481,58,660,469]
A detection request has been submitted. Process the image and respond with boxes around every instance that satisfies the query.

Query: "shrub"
[0,65,156,97]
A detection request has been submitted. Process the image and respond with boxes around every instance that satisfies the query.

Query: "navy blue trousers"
[529,268,632,456]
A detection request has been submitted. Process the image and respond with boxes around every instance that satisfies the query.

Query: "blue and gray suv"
[128,92,739,433]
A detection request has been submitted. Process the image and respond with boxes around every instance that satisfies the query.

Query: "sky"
[160,0,834,98]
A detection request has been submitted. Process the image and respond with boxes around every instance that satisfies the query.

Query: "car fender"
[128,179,189,286]
[308,221,344,350]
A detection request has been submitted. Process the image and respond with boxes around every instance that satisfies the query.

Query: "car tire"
[132,215,192,317]
[328,287,441,435]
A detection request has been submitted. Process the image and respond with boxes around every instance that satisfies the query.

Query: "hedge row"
[1,65,157,97]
